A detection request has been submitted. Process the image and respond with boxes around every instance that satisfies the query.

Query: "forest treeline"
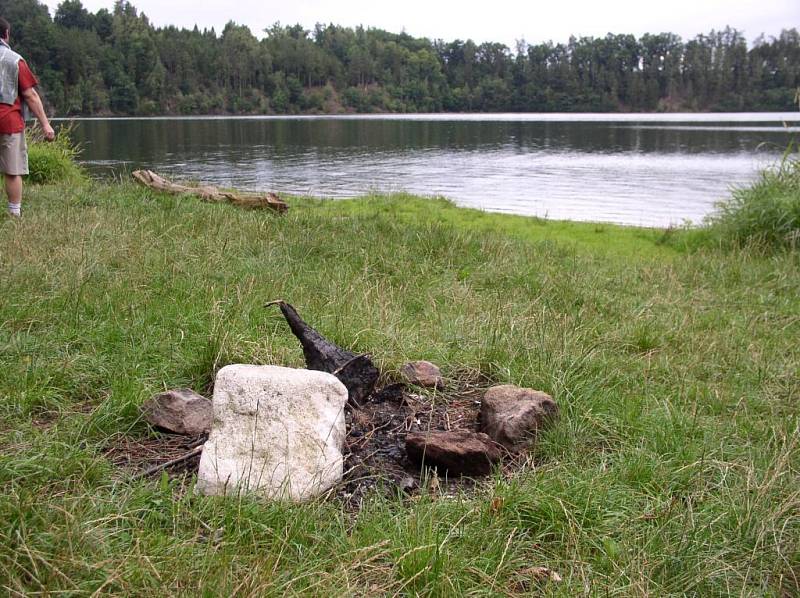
[2,0,799,116]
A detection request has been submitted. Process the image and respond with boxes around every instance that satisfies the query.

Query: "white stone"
[196,365,348,502]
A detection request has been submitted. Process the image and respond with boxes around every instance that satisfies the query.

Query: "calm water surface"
[69,113,799,227]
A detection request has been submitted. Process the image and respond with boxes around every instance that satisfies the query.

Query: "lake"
[68,113,799,227]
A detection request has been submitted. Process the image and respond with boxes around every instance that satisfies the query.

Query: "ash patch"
[339,374,492,509]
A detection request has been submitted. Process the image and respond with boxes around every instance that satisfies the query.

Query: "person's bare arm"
[21,87,55,141]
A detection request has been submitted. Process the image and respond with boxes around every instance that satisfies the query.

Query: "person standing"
[0,17,55,218]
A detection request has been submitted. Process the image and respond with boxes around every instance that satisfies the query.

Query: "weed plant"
[26,122,84,185]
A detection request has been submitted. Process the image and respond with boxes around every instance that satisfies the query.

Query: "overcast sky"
[41,0,799,47]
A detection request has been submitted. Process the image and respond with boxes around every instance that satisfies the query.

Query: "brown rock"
[480,385,558,450]
[401,361,443,388]
[405,430,502,476]
[141,388,213,435]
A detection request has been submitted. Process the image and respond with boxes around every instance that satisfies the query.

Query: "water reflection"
[68,114,796,227]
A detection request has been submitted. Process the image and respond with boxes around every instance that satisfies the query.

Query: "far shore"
[51,111,800,122]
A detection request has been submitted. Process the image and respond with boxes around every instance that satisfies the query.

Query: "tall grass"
[26,122,84,185]
[700,87,798,253]
[702,145,800,252]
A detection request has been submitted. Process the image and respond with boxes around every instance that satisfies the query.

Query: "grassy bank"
[1,182,798,595]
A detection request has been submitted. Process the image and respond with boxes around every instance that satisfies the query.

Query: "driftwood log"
[132,169,288,213]
[267,300,379,406]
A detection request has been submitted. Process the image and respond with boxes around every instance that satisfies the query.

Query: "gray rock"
[405,430,502,476]
[141,388,213,435]
[196,365,348,502]
[401,361,443,388]
[397,475,418,494]
[480,385,558,450]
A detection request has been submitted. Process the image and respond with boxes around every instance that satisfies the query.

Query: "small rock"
[141,388,213,435]
[196,365,348,502]
[480,385,558,450]
[398,475,418,494]
[401,361,443,388]
[405,430,502,476]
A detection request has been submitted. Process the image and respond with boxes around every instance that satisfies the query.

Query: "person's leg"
[3,133,28,216]
[5,174,22,216]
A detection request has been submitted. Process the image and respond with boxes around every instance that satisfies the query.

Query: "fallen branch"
[132,445,204,480]
[132,169,288,213]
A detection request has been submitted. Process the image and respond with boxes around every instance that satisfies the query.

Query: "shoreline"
[59,115,793,228]
[52,111,800,123]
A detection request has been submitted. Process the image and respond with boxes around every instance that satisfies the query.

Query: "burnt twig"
[132,445,204,480]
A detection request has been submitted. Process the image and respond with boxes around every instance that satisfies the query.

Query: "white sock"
[7,202,20,216]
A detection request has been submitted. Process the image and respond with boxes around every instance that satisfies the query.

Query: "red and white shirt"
[0,60,38,135]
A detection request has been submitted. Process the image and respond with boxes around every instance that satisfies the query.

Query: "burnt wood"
[268,301,379,406]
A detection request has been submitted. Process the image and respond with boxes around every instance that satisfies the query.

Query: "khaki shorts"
[0,133,29,176]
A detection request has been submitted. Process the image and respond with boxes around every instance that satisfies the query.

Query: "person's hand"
[43,124,55,142]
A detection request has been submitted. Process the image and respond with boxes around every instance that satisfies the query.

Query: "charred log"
[267,301,379,405]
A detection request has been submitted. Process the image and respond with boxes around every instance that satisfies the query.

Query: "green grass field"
[1,182,798,596]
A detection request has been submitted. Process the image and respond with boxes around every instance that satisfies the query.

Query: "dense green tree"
[1,0,797,115]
